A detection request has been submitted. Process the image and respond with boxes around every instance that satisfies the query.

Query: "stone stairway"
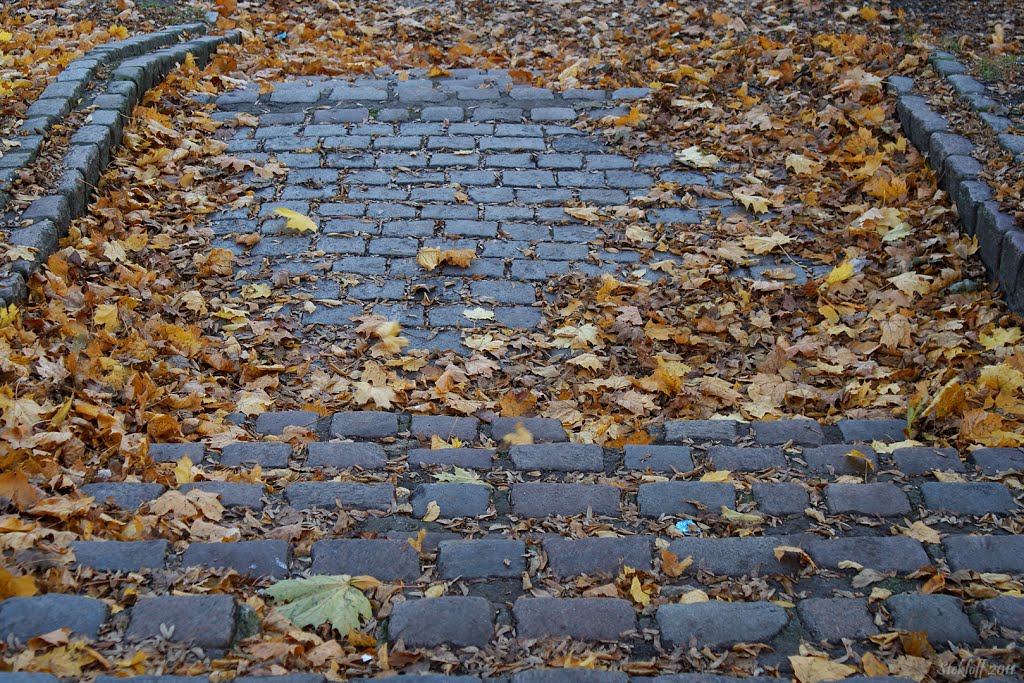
[2,414,1022,681]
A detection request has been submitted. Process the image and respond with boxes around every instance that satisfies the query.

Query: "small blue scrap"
[675,519,699,534]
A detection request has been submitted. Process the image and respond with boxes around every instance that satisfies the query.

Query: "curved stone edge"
[0,29,243,309]
[0,23,211,216]
[888,73,1024,314]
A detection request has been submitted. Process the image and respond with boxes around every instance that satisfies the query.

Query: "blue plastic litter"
[675,519,699,534]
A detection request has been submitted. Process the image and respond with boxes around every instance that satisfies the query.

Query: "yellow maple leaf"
[979,326,1022,350]
[426,65,451,78]
[0,303,18,327]
[109,24,129,39]
[94,304,119,332]
[272,208,318,232]
[825,260,855,284]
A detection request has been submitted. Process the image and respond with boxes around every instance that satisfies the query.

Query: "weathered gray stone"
[72,540,168,572]
[408,447,494,469]
[893,447,964,475]
[825,483,911,516]
[410,415,479,441]
[953,180,992,235]
[623,445,694,472]
[305,442,386,469]
[490,417,567,442]
[979,596,1024,631]
[750,418,824,446]
[657,602,787,647]
[637,482,734,518]
[708,445,786,471]
[179,482,265,509]
[944,535,1024,573]
[751,483,808,517]
[389,597,493,647]
[255,410,320,435]
[543,536,652,577]
[510,443,603,472]
[798,598,878,641]
[668,536,803,576]
[664,419,742,442]
[220,441,291,467]
[802,444,879,475]
[514,597,636,641]
[0,594,109,641]
[886,594,978,645]
[804,536,929,572]
[182,540,290,578]
[126,595,237,648]
[438,539,525,578]
[970,447,1024,475]
[310,539,420,580]
[410,483,490,517]
[284,482,395,510]
[82,482,166,511]
[920,482,1016,516]
[976,201,1016,273]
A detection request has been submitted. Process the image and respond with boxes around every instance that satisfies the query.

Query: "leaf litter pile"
[0,0,1023,679]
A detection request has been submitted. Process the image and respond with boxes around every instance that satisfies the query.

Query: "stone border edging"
[0,28,242,309]
[887,63,1024,314]
[0,23,209,213]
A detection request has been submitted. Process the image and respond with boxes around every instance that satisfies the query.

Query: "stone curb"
[0,28,242,308]
[888,56,1024,313]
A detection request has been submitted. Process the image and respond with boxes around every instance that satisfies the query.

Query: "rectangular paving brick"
[920,482,1016,516]
[513,597,636,641]
[887,594,978,645]
[969,447,1024,475]
[836,419,906,443]
[804,536,929,573]
[149,442,205,463]
[0,595,109,642]
[637,482,734,518]
[330,411,399,438]
[750,418,824,446]
[943,535,1024,573]
[411,415,480,442]
[802,444,879,476]
[668,536,803,576]
[284,482,395,510]
[511,483,620,518]
[407,447,494,469]
[751,482,808,517]
[182,540,290,579]
[510,443,603,472]
[410,483,490,517]
[893,447,965,475]
[82,482,166,511]
[255,410,320,435]
[72,540,169,572]
[179,482,266,510]
[657,602,788,647]
[623,445,694,472]
[305,442,387,469]
[220,442,291,467]
[707,445,786,471]
[127,595,236,648]
[438,539,525,578]
[798,597,878,641]
[543,536,653,577]
[310,539,420,580]
[389,597,493,648]
[490,417,566,442]
[664,419,742,442]
[825,483,911,516]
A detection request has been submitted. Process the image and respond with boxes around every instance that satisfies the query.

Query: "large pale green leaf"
[264,575,375,632]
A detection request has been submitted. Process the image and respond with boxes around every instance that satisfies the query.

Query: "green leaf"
[264,575,374,632]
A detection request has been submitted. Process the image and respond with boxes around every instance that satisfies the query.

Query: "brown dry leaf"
[790,656,857,683]
[416,247,476,271]
[660,550,692,578]
[903,521,941,544]
[0,566,37,598]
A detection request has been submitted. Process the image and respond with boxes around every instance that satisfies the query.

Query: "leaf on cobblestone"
[903,521,941,544]
[700,470,731,482]
[463,307,495,321]
[659,550,692,578]
[674,146,720,168]
[265,575,375,632]
[433,467,487,486]
[416,247,475,271]
[422,500,441,522]
[851,568,891,588]
[720,506,764,527]
[677,589,709,604]
[272,208,318,233]
[790,656,857,683]
[564,207,603,223]
[173,456,196,484]
[774,545,815,568]
[501,422,534,446]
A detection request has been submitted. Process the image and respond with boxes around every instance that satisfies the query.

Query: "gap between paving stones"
[0,25,241,310]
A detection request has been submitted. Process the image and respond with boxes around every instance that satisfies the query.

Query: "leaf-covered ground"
[0,0,1023,678]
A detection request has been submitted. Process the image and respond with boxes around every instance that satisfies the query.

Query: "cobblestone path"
[3,413,1023,681]
[201,71,825,353]
[1,73,1021,682]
